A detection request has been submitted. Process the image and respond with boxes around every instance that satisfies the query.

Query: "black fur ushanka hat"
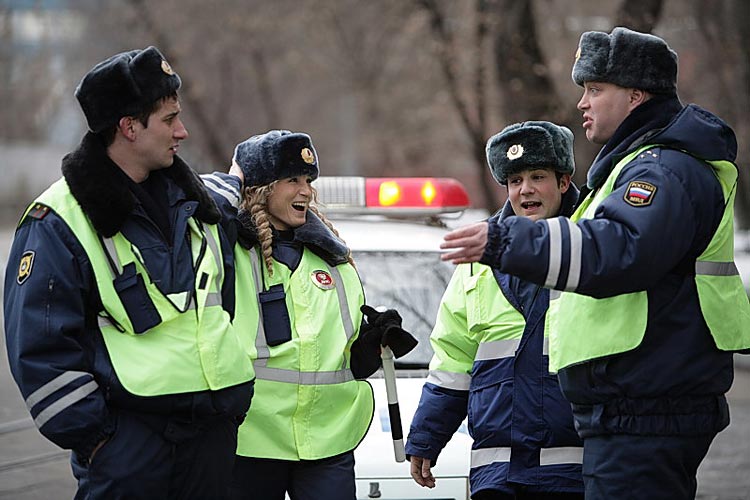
[572,27,678,95]
[486,121,575,185]
[75,46,181,133]
[233,130,319,188]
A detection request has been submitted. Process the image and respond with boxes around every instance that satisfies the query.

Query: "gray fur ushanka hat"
[486,121,575,185]
[75,46,181,133]
[572,26,678,95]
[233,130,319,188]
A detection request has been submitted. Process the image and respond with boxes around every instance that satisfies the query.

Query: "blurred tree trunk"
[690,0,750,229]
[615,0,664,31]
[415,0,496,210]
[491,0,562,123]
[126,0,227,167]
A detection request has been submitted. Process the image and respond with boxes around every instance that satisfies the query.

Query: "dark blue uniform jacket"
[3,133,253,460]
[480,97,734,438]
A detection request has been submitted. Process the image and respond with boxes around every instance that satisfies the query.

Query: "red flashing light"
[365,178,470,210]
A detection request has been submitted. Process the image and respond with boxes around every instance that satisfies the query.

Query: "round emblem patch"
[301,147,315,165]
[311,270,335,290]
[161,59,175,75]
[17,250,35,285]
[507,144,524,160]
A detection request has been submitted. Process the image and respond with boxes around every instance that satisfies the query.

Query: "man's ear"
[629,88,649,109]
[559,173,572,193]
[118,116,137,141]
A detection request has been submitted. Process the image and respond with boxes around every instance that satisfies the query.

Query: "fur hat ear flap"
[75,46,181,133]
[486,121,575,185]
[572,27,678,95]
[233,130,320,188]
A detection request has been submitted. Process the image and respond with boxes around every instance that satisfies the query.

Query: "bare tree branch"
[415,0,496,209]
[125,0,231,169]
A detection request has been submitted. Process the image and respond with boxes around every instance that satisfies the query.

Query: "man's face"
[266,176,313,230]
[132,96,189,171]
[507,168,570,221]
[576,82,637,145]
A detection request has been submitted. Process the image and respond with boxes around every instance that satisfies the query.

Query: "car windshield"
[352,250,455,369]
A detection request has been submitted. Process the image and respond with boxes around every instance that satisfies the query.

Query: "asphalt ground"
[1,226,749,499]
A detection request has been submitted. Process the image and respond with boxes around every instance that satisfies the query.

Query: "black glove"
[360,305,418,358]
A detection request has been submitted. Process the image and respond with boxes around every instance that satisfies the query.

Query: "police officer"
[406,122,584,500]
[3,47,255,499]
[440,28,750,499]
[228,130,416,500]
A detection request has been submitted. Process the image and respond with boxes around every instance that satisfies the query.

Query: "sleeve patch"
[17,251,35,285]
[623,181,657,207]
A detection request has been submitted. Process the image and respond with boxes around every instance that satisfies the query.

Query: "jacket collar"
[237,209,350,266]
[586,95,683,189]
[61,132,220,237]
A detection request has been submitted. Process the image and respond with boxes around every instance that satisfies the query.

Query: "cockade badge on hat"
[507,144,524,160]
[161,59,174,75]
[301,147,315,165]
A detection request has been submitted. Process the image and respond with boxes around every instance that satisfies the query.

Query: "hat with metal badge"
[486,121,575,185]
[233,130,319,188]
[75,46,181,133]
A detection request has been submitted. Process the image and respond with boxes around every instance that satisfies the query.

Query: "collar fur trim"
[236,209,349,266]
[61,133,219,237]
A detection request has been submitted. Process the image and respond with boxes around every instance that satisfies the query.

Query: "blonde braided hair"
[240,183,354,276]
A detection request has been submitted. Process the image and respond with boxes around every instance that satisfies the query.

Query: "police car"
[315,177,481,500]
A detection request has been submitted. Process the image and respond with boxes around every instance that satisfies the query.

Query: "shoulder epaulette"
[28,203,51,220]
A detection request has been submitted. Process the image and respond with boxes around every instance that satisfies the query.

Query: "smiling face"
[507,168,571,221]
[577,81,643,145]
[266,175,313,230]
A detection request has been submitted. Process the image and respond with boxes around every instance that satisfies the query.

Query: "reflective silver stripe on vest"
[328,264,355,341]
[203,224,224,303]
[102,237,122,276]
[253,365,354,385]
[540,446,583,466]
[695,261,739,276]
[471,446,583,469]
[34,380,99,429]
[425,370,471,391]
[564,218,583,291]
[471,447,511,468]
[545,218,562,288]
[25,371,94,410]
[475,339,520,361]
[249,249,270,363]
[205,292,222,307]
[543,336,549,356]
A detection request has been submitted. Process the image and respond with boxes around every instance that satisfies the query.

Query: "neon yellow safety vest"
[31,178,255,396]
[547,145,750,372]
[427,263,527,389]
[234,246,374,460]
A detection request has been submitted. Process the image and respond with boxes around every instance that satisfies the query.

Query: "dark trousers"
[473,490,583,500]
[230,451,356,500]
[582,433,715,500]
[71,411,239,500]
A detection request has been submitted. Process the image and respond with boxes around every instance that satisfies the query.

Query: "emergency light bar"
[314,177,470,215]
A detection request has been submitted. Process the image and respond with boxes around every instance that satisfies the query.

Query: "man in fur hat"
[439,27,750,499]
[3,47,255,499]
[406,121,584,500]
